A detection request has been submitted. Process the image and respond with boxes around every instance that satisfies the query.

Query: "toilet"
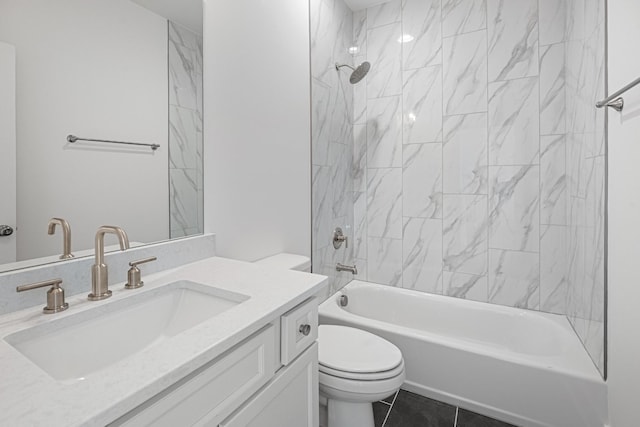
[318,324,405,427]
[255,253,406,427]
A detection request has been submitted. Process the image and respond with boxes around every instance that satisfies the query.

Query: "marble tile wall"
[169,22,204,238]
[564,0,606,374]
[311,0,356,297]
[350,0,552,308]
[311,0,605,375]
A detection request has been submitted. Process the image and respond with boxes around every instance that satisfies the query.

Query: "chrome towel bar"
[67,134,160,151]
[596,76,640,112]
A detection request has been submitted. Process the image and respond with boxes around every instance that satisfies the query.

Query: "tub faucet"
[89,225,129,301]
[48,218,74,259]
[336,263,358,275]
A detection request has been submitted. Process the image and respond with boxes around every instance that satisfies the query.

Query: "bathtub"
[319,280,608,427]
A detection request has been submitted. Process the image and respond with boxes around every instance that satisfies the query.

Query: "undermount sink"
[5,280,249,382]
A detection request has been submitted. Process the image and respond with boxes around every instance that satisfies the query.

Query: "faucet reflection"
[47,218,74,260]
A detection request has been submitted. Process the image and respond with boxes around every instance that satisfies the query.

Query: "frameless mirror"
[0,0,203,273]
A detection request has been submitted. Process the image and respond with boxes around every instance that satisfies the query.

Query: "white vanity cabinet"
[111,297,319,427]
[220,342,318,427]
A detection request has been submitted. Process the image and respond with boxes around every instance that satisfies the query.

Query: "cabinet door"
[112,325,276,427]
[220,342,318,427]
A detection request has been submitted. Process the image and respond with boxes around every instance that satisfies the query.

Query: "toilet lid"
[318,325,403,374]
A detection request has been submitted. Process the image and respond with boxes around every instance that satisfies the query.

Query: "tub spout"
[336,263,358,275]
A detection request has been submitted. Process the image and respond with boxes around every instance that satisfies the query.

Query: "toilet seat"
[320,358,405,381]
[318,325,403,380]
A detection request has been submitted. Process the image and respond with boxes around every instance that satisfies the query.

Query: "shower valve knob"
[333,227,348,249]
[0,225,14,237]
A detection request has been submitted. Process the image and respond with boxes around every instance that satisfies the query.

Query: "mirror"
[0,0,203,273]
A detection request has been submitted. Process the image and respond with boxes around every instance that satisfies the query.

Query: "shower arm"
[335,63,356,71]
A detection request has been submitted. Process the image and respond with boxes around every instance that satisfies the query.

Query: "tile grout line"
[562,0,570,320]
[537,0,543,313]
[439,1,446,295]
[381,390,399,427]
[400,0,405,291]
[485,0,490,304]
[439,0,444,296]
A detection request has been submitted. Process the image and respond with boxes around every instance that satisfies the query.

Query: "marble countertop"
[0,256,327,426]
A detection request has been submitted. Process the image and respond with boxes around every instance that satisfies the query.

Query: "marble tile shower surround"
[311,0,357,299]
[0,234,216,315]
[310,0,606,374]
[169,22,204,239]
[564,0,606,374]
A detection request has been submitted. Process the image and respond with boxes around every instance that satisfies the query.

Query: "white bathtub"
[319,280,608,427]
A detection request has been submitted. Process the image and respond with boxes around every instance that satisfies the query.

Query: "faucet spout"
[94,226,130,265]
[336,263,358,275]
[48,218,74,259]
[89,225,130,301]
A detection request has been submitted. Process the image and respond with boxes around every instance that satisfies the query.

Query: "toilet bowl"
[318,324,405,427]
[255,253,405,427]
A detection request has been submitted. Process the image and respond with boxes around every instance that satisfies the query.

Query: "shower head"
[350,61,370,83]
[335,61,371,84]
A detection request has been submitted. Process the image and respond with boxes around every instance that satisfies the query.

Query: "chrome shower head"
[335,61,371,84]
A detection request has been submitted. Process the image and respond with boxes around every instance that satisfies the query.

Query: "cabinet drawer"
[112,325,276,427]
[280,297,317,365]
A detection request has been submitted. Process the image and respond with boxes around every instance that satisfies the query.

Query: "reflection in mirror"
[0,0,203,273]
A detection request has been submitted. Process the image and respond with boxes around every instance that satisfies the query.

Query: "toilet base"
[327,399,374,427]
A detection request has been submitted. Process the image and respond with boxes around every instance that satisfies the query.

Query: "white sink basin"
[5,280,249,382]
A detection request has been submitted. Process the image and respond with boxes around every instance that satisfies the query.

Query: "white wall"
[607,1,640,425]
[203,0,311,261]
[0,42,16,263]
[0,0,169,259]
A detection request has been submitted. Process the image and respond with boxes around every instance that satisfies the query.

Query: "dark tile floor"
[373,390,518,427]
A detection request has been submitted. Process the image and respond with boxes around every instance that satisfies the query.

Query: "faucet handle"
[17,278,69,314]
[333,227,348,249]
[125,256,157,289]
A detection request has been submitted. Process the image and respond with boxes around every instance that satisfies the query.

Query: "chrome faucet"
[48,218,74,259]
[89,226,129,301]
[336,263,358,275]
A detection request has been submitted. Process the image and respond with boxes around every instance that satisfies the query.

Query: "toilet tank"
[254,253,311,272]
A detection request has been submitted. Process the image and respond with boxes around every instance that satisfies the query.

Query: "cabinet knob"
[0,225,14,237]
[299,324,311,336]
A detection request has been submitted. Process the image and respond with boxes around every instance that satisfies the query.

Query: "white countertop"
[0,256,327,426]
